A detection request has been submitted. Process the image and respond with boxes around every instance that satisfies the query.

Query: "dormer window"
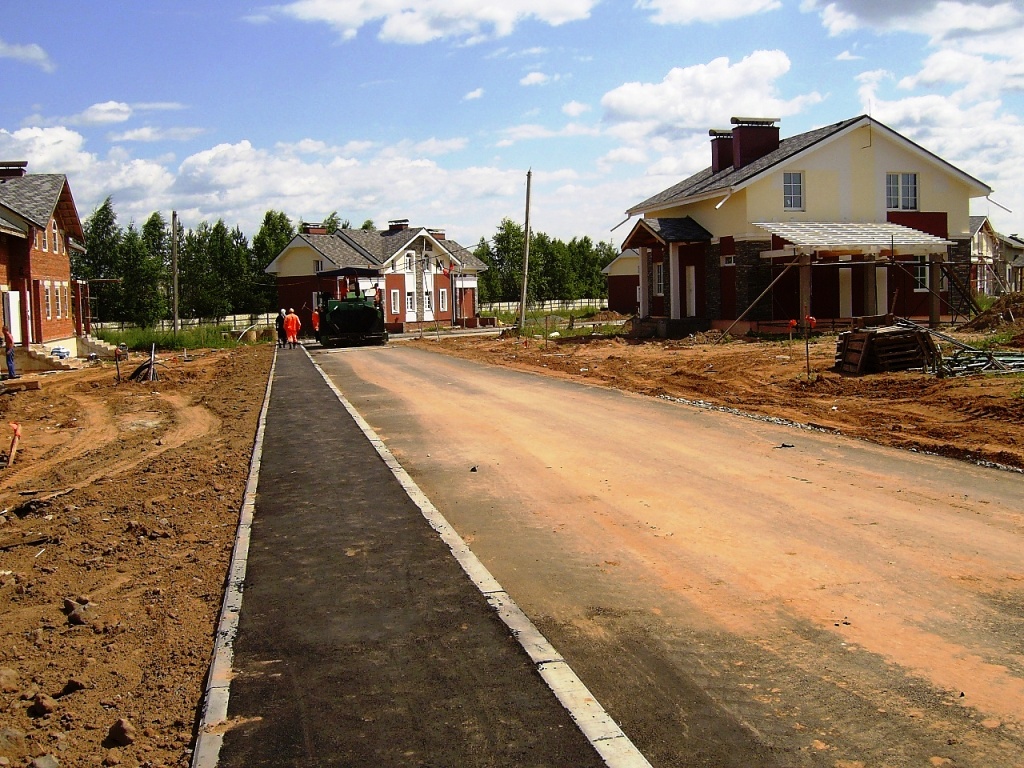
[783,172,804,211]
[886,173,918,211]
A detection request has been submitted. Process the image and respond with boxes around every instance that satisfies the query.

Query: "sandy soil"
[411,321,1024,471]
[0,345,272,768]
[1,308,1021,766]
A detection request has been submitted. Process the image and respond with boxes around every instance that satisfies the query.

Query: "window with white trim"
[912,256,928,291]
[45,283,52,319]
[390,289,400,315]
[52,221,59,253]
[783,172,804,210]
[424,240,433,252]
[654,262,664,296]
[439,288,448,312]
[404,253,414,271]
[55,281,63,319]
[425,292,433,312]
[722,254,735,266]
[314,259,323,273]
[406,292,415,312]
[42,223,49,251]
[887,172,918,211]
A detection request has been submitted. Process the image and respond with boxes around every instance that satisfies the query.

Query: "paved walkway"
[203,347,619,767]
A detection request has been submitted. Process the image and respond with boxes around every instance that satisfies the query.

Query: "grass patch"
[95,325,259,351]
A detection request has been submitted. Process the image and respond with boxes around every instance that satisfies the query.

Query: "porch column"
[669,244,681,320]
[799,252,812,331]
[929,253,943,328]
[638,248,649,317]
[863,258,877,318]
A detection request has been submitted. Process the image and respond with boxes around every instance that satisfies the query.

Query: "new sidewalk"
[202,347,617,767]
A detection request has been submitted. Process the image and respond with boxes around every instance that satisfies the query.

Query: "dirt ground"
[1,304,1022,766]
[412,318,1024,471]
[0,345,272,768]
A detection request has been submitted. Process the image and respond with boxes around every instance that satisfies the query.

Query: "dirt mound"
[589,310,629,321]
[0,345,272,768]
[961,292,1024,331]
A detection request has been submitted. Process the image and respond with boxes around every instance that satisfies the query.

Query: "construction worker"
[284,308,301,349]
[311,306,320,343]
[275,309,286,348]
[3,324,15,379]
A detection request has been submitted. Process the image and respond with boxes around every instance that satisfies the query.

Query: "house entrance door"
[3,291,22,343]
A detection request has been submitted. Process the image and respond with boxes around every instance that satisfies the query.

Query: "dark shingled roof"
[627,116,866,215]
[292,227,487,273]
[969,215,988,236]
[644,217,712,242]
[0,173,67,227]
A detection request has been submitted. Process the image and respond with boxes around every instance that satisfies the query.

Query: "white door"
[685,265,696,317]
[839,267,853,318]
[876,266,889,315]
[3,291,22,343]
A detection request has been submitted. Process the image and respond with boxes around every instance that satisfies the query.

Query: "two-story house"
[621,116,992,334]
[0,161,86,352]
[265,219,487,334]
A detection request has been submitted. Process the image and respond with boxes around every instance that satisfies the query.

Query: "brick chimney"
[0,161,29,178]
[730,117,780,169]
[388,219,410,233]
[427,228,446,241]
[301,222,327,235]
[709,130,733,173]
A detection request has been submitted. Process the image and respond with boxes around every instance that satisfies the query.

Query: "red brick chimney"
[730,117,780,169]
[0,161,29,178]
[301,222,327,235]
[709,130,733,173]
[427,228,446,241]
[388,219,410,233]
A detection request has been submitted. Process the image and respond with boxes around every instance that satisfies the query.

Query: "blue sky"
[2,1,1022,247]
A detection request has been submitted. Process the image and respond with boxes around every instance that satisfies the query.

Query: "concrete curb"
[191,347,278,768]
[307,347,653,768]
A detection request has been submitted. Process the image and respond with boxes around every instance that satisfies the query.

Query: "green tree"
[251,210,294,314]
[478,218,526,302]
[119,222,166,326]
[79,197,124,323]
[322,211,350,234]
[360,219,375,230]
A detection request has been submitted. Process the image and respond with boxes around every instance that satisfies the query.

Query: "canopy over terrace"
[752,221,955,329]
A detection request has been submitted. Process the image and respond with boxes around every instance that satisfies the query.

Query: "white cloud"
[835,50,862,61]
[601,51,822,133]
[412,137,469,155]
[520,71,552,86]
[0,37,55,73]
[637,0,781,24]
[73,101,135,126]
[109,126,205,143]
[562,100,591,116]
[275,0,598,44]
[496,122,599,147]
[464,87,485,100]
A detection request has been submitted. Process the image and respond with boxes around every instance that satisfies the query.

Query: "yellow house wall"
[274,243,325,278]
[605,254,639,276]
[645,124,976,238]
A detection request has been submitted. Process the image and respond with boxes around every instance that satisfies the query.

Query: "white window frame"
[55,281,63,319]
[439,288,448,312]
[404,252,414,271]
[390,289,400,315]
[424,240,433,252]
[52,221,59,253]
[44,283,52,320]
[42,223,49,252]
[722,254,735,267]
[912,256,929,292]
[405,291,416,312]
[887,172,918,211]
[654,262,664,297]
[313,259,323,273]
[425,291,433,312]
[783,171,804,211]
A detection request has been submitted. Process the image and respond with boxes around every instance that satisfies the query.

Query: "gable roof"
[621,216,713,250]
[0,173,85,240]
[626,115,992,216]
[265,226,486,274]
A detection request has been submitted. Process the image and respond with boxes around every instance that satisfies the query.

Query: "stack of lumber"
[834,325,939,375]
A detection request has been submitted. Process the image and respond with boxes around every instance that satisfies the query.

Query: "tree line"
[73,199,617,326]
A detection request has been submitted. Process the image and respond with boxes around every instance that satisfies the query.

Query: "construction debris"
[834,325,939,375]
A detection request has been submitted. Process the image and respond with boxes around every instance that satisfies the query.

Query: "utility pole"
[171,210,179,333]
[518,169,532,330]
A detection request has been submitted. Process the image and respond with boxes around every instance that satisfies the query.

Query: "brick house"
[601,249,640,315]
[265,219,487,334]
[621,116,992,335]
[0,161,87,352]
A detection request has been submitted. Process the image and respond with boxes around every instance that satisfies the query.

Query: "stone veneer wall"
[734,239,773,321]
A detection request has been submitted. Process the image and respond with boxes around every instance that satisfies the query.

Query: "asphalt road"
[315,342,1024,768]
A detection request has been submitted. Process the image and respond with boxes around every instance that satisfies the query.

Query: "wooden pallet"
[834,326,938,375]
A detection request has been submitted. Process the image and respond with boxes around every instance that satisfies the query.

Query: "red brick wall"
[26,219,75,342]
